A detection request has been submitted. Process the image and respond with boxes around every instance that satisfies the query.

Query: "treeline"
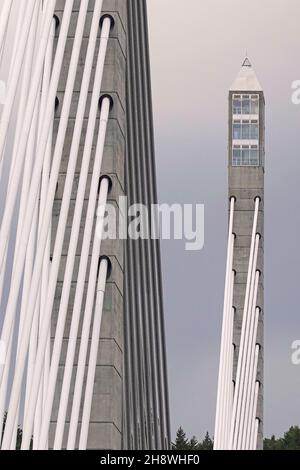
[172,425,300,450]
[172,427,213,450]
[264,426,300,450]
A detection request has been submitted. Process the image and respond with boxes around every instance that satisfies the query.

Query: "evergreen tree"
[264,426,300,450]
[264,434,284,450]
[282,426,300,450]
[201,431,214,450]
[189,436,200,450]
[172,426,190,450]
[173,427,214,450]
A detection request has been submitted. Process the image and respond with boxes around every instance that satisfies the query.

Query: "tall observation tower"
[214,58,265,450]
[0,0,169,451]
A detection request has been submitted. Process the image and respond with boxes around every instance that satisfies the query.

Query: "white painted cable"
[18,0,91,449]
[34,17,56,448]
[249,359,260,449]
[219,237,234,449]
[0,1,60,385]
[244,309,260,449]
[0,0,56,272]
[234,234,260,449]
[0,0,27,183]
[52,17,111,450]
[241,273,260,449]
[223,269,235,448]
[0,1,75,449]
[248,346,260,449]
[0,0,37,164]
[229,197,260,448]
[252,416,260,450]
[214,197,235,449]
[0,0,41,444]
[38,9,110,450]
[0,325,13,443]
[6,1,28,81]
[0,0,38,289]
[0,0,14,62]
[11,90,43,444]
[79,259,109,449]
[0,0,38,302]
[67,177,110,450]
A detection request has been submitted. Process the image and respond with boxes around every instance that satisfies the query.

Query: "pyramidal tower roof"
[230,57,263,92]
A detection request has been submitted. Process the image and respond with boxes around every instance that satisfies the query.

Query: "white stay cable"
[0,0,27,183]
[0,0,75,450]
[229,197,260,448]
[52,17,111,448]
[37,11,111,451]
[35,18,57,447]
[6,1,28,81]
[0,0,37,300]
[251,413,260,450]
[0,0,41,443]
[0,0,61,389]
[79,258,109,449]
[0,0,39,300]
[17,0,92,449]
[240,273,260,449]
[222,269,235,448]
[244,309,261,449]
[10,85,42,451]
[214,197,235,449]
[0,0,13,57]
[8,0,42,246]
[234,234,260,449]
[0,0,29,182]
[249,347,260,449]
[219,237,234,449]
[67,177,110,450]
[0,0,37,164]
[0,0,56,273]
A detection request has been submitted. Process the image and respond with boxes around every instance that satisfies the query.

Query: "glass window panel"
[233,122,241,139]
[242,122,250,139]
[250,149,259,165]
[232,146,260,166]
[250,122,259,139]
[242,98,250,114]
[232,148,241,166]
[233,99,241,114]
[242,148,250,165]
[251,97,259,114]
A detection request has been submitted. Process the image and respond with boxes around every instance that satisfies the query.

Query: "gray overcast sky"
[148,0,300,440]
